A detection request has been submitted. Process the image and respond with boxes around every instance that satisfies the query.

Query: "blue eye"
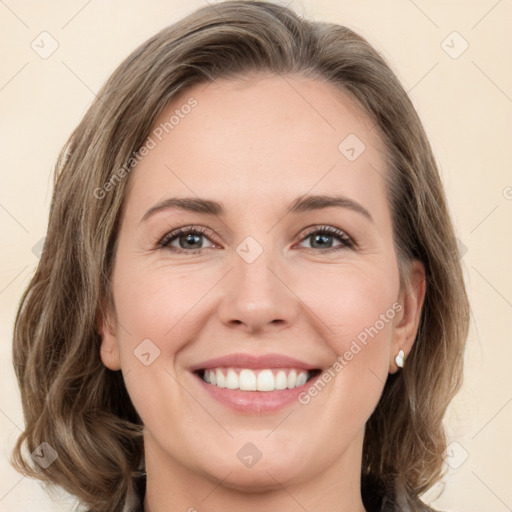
[158,226,215,253]
[158,225,355,254]
[297,226,354,251]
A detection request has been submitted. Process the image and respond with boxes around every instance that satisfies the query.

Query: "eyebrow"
[140,194,373,224]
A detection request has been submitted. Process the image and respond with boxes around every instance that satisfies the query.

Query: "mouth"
[194,367,322,392]
[189,352,325,413]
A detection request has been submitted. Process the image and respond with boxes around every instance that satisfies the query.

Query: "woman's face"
[100,74,424,491]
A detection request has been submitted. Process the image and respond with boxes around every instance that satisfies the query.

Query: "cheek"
[110,264,196,434]
[298,260,399,352]
[295,260,398,407]
[109,262,219,425]
[111,261,214,357]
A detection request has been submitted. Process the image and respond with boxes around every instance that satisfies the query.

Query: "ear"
[97,299,122,371]
[389,260,426,373]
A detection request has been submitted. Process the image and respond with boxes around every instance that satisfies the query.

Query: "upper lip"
[189,353,321,372]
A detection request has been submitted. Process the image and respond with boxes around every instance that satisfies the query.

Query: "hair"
[12,1,470,511]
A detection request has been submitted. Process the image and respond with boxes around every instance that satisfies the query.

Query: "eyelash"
[157,225,355,254]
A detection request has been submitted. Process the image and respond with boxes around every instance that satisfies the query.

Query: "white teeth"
[201,368,310,391]
[256,369,274,391]
[296,372,307,387]
[275,370,288,390]
[225,369,238,389]
[215,368,225,388]
[239,369,257,391]
[287,369,297,389]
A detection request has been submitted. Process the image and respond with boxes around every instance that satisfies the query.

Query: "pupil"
[181,234,202,249]
[312,234,332,249]
[178,233,334,250]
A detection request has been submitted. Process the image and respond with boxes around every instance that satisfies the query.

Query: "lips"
[189,353,322,412]
[189,352,321,373]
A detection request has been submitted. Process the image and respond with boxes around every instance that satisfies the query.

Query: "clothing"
[122,473,441,512]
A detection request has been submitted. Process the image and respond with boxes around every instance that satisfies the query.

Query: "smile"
[199,367,321,392]
[190,352,324,412]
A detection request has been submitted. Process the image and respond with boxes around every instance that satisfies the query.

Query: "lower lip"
[193,372,321,413]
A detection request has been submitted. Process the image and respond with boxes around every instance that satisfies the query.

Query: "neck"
[142,429,367,512]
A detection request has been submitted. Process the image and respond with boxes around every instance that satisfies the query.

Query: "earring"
[395,349,405,368]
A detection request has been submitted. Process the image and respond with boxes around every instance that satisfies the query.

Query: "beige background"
[1,0,511,510]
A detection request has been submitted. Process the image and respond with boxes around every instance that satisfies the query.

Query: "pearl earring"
[395,349,405,368]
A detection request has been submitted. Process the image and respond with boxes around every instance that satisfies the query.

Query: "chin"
[205,461,307,492]
[189,440,312,490]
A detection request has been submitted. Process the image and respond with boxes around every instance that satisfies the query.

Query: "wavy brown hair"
[12,1,470,510]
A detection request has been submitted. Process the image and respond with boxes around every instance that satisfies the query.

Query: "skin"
[99,73,425,512]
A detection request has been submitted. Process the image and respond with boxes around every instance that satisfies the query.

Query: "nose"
[216,247,301,334]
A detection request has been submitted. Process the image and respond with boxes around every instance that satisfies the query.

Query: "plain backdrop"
[1,1,511,511]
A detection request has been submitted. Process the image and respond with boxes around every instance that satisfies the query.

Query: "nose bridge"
[217,235,299,331]
[235,242,277,298]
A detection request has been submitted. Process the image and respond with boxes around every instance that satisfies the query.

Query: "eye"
[158,225,217,253]
[296,225,354,251]
[157,224,355,255]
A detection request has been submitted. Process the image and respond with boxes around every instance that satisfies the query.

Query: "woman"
[11,1,469,511]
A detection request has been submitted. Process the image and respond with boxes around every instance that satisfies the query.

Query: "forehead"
[124,73,388,218]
